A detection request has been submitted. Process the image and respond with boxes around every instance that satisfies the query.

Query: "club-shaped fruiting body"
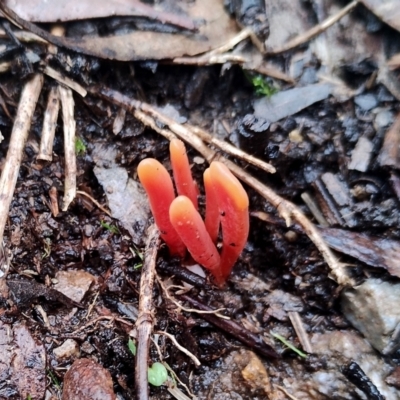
[138,142,249,284]
[208,161,249,282]
[137,158,186,258]
[170,195,221,279]
[170,139,199,209]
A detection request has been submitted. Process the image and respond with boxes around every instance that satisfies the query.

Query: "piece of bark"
[319,227,400,278]
[349,137,373,172]
[320,173,357,228]
[378,112,400,168]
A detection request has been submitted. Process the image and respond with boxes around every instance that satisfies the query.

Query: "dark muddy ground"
[1,2,400,400]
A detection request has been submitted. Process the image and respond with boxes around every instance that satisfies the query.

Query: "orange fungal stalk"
[169,196,221,278]
[208,161,249,282]
[138,142,250,285]
[203,168,220,243]
[170,139,199,209]
[137,158,186,257]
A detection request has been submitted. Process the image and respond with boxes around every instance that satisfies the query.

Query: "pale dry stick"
[167,384,193,400]
[0,74,43,242]
[76,190,112,217]
[0,28,48,43]
[35,304,50,328]
[93,87,353,286]
[276,385,301,400]
[135,225,160,400]
[173,28,251,65]
[0,61,11,73]
[188,125,276,174]
[157,331,201,366]
[48,186,59,217]
[267,0,358,55]
[37,86,60,161]
[113,107,127,135]
[44,65,87,97]
[301,192,329,227]
[254,63,295,84]
[136,104,275,174]
[59,85,77,211]
[85,291,100,320]
[287,311,313,354]
[156,274,229,319]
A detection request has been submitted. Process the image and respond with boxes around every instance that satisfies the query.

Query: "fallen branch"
[0,74,43,242]
[135,225,160,400]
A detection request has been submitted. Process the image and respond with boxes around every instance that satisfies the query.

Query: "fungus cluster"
[138,139,249,285]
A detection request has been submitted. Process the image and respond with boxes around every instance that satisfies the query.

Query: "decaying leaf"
[319,227,400,278]
[1,0,239,61]
[6,0,195,30]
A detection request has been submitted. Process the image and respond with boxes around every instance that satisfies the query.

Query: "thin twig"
[48,187,59,217]
[180,294,279,359]
[44,65,87,97]
[38,85,60,161]
[188,125,276,174]
[287,311,313,354]
[173,28,252,65]
[0,28,48,43]
[157,331,201,366]
[76,190,112,217]
[92,86,353,286]
[59,85,77,211]
[135,225,160,400]
[276,385,301,400]
[0,74,43,242]
[156,274,229,319]
[301,192,329,227]
[267,1,358,54]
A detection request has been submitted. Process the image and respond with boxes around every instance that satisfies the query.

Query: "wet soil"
[0,45,399,399]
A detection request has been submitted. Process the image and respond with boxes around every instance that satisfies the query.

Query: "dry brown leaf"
[2,0,238,61]
[6,0,195,30]
[359,0,400,32]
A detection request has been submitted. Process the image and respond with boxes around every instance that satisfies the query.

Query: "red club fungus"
[169,195,221,278]
[138,142,249,285]
[203,168,220,243]
[169,139,199,209]
[208,161,249,282]
[137,158,186,257]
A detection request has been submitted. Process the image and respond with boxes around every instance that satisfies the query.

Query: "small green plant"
[129,246,143,269]
[100,220,119,234]
[75,137,86,155]
[26,395,32,400]
[271,332,307,358]
[148,362,168,387]
[47,369,61,389]
[244,71,278,98]
[128,338,137,356]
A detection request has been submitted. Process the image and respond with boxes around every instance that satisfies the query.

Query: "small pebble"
[354,94,378,111]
